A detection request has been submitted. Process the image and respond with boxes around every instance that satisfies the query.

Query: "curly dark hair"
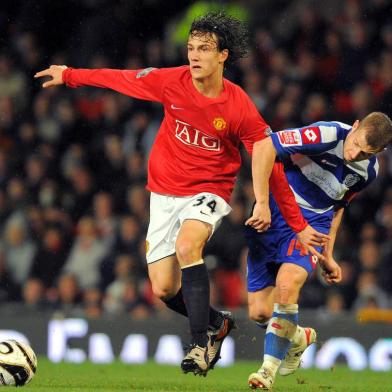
[189,12,249,66]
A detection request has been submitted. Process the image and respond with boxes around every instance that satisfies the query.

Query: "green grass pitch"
[24,359,392,391]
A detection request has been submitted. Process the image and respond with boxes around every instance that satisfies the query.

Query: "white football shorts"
[146,192,232,263]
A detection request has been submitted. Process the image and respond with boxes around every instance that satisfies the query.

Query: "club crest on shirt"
[136,67,156,79]
[344,173,360,187]
[175,120,220,151]
[213,117,227,131]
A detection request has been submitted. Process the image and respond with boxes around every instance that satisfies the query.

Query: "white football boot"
[248,366,275,390]
[279,327,317,376]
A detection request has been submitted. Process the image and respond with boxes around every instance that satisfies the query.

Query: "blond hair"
[360,112,392,150]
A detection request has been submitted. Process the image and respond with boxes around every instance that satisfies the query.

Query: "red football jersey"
[63,66,307,232]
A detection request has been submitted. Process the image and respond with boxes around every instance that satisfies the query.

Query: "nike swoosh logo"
[200,211,210,216]
[171,104,183,110]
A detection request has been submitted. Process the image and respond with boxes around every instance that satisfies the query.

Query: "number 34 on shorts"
[193,195,217,215]
[189,193,232,225]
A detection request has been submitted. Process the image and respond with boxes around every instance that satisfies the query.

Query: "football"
[0,340,37,387]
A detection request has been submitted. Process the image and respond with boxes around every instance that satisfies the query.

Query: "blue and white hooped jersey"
[270,121,379,218]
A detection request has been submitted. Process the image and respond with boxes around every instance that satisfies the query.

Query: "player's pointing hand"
[34,65,68,88]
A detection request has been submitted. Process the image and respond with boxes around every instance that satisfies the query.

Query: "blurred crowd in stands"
[0,0,391,319]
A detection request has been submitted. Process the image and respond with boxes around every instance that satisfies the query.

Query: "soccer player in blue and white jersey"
[245,112,392,390]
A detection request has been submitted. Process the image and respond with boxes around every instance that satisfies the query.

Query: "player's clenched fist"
[34,65,68,88]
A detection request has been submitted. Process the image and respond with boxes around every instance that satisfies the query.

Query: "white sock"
[262,354,281,375]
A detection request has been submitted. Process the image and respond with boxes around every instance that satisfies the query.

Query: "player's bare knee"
[175,240,201,264]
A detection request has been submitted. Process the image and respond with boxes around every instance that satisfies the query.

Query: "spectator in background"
[100,214,145,290]
[15,123,39,166]
[124,185,149,230]
[52,273,83,316]
[54,98,81,150]
[0,250,19,301]
[24,154,47,203]
[38,180,60,209]
[318,30,342,93]
[301,93,329,124]
[351,83,375,121]
[353,271,390,310]
[11,32,43,74]
[337,260,358,309]
[62,216,108,289]
[360,222,381,243]
[2,216,36,288]
[122,279,151,319]
[30,227,69,289]
[116,215,143,256]
[0,97,16,137]
[123,111,159,160]
[83,287,103,319]
[64,166,96,220]
[0,189,10,225]
[92,192,118,248]
[33,92,61,144]
[339,18,370,89]
[0,150,12,190]
[317,289,345,321]
[357,240,381,273]
[96,134,128,201]
[242,70,266,112]
[104,254,139,315]
[6,177,29,212]
[25,206,45,242]
[21,278,47,312]
[0,52,28,112]
[61,144,88,179]
[124,152,147,186]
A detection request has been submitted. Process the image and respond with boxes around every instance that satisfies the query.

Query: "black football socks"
[181,263,210,347]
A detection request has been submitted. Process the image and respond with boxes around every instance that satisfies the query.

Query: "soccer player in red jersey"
[35,12,328,376]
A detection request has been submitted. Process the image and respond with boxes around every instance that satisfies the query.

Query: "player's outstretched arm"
[319,207,344,284]
[245,137,275,232]
[35,65,165,103]
[34,65,67,88]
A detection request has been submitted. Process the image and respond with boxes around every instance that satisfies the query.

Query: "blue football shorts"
[246,197,330,292]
